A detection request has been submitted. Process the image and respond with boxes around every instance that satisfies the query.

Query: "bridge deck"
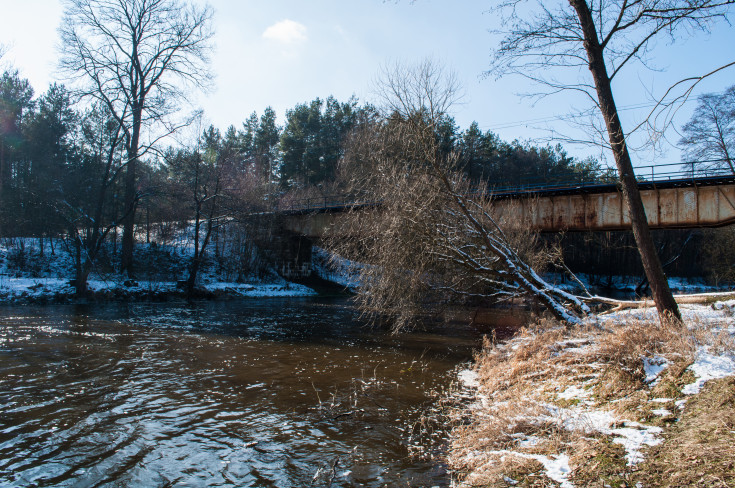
[278,174,735,217]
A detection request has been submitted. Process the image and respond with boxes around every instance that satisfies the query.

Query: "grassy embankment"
[446,302,735,487]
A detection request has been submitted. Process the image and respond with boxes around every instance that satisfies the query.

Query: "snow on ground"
[203,282,317,297]
[591,302,735,326]
[453,299,735,486]
[642,356,669,385]
[544,405,663,466]
[682,351,735,395]
[0,238,318,302]
[457,369,480,388]
[311,247,362,290]
[485,451,574,488]
[549,272,728,296]
[595,302,735,398]
[0,276,317,301]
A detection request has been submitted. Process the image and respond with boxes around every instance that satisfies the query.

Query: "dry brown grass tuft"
[459,455,555,487]
[634,376,735,488]
[446,311,730,487]
[569,437,630,488]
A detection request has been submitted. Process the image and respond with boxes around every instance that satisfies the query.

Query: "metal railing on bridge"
[277,161,734,214]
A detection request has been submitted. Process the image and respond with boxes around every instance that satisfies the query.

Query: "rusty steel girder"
[497,184,735,232]
[280,181,735,237]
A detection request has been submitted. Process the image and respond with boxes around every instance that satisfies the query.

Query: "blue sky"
[1,0,733,165]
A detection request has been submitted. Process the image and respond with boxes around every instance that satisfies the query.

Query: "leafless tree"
[330,60,589,330]
[487,0,734,322]
[679,85,735,174]
[58,0,214,277]
[63,104,131,296]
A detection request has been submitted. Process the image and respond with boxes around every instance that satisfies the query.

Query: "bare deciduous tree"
[62,104,130,296]
[487,0,734,322]
[680,85,735,174]
[330,60,589,330]
[59,0,214,277]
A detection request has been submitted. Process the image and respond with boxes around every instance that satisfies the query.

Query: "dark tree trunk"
[569,0,681,322]
[121,157,136,276]
[73,235,90,297]
[186,212,202,298]
[121,104,142,278]
[0,140,5,236]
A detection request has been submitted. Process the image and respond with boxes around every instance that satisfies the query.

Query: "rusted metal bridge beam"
[279,182,735,238]
[505,183,735,232]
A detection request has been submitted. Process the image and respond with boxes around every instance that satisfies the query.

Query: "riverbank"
[0,276,317,303]
[0,238,320,304]
[446,301,735,487]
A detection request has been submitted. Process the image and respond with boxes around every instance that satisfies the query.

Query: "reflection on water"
[0,298,484,487]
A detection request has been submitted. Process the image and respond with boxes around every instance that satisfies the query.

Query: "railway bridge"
[272,164,735,277]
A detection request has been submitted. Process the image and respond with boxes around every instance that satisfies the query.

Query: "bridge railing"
[486,162,733,195]
[278,161,734,213]
[277,195,379,214]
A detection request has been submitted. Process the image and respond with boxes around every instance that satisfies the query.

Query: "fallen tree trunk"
[589,292,735,314]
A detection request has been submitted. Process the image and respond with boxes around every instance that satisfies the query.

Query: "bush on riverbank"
[446,303,735,487]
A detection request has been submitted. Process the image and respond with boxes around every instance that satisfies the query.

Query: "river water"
[0,298,485,487]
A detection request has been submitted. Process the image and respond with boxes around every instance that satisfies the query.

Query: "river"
[0,298,486,487]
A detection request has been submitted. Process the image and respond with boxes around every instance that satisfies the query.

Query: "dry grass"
[634,376,735,487]
[446,310,735,487]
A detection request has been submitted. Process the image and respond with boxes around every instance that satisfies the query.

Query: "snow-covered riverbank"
[0,238,317,303]
[447,301,735,487]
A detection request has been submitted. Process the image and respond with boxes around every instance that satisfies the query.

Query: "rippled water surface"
[0,298,482,487]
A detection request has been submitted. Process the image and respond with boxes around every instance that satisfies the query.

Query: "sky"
[1,0,733,166]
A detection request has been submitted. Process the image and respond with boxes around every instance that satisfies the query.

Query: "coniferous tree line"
[2,67,732,293]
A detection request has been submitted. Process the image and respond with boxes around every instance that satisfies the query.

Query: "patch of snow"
[311,247,361,290]
[651,398,672,403]
[711,300,735,316]
[518,453,573,488]
[487,450,573,488]
[561,408,616,434]
[642,356,669,385]
[517,436,540,448]
[652,408,672,416]
[547,273,726,297]
[557,386,591,401]
[204,282,317,297]
[682,350,735,395]
[592,301,735,330]
[545,405,662,465]
[611,423,663,465]
[458,369,479,388]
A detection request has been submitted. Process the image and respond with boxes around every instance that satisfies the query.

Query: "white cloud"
[262,19,307,44]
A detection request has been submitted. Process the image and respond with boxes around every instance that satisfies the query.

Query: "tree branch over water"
[330,60,588,330]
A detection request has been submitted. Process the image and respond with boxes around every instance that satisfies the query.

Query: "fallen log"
[587,291,735,314]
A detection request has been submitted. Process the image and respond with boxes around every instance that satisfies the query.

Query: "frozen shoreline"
[0,276,318,304]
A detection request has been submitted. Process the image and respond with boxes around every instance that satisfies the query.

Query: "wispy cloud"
[262,19,307,44]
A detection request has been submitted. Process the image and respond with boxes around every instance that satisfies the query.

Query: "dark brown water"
[0,298,482,487]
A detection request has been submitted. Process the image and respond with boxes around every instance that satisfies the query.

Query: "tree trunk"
[121,105,142,278]
[187,207,202,299]
[186,257,200,298]
[121,154,137,276]
[0,140,5,237]
[73,236,91,297]
[569,0,681,322]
